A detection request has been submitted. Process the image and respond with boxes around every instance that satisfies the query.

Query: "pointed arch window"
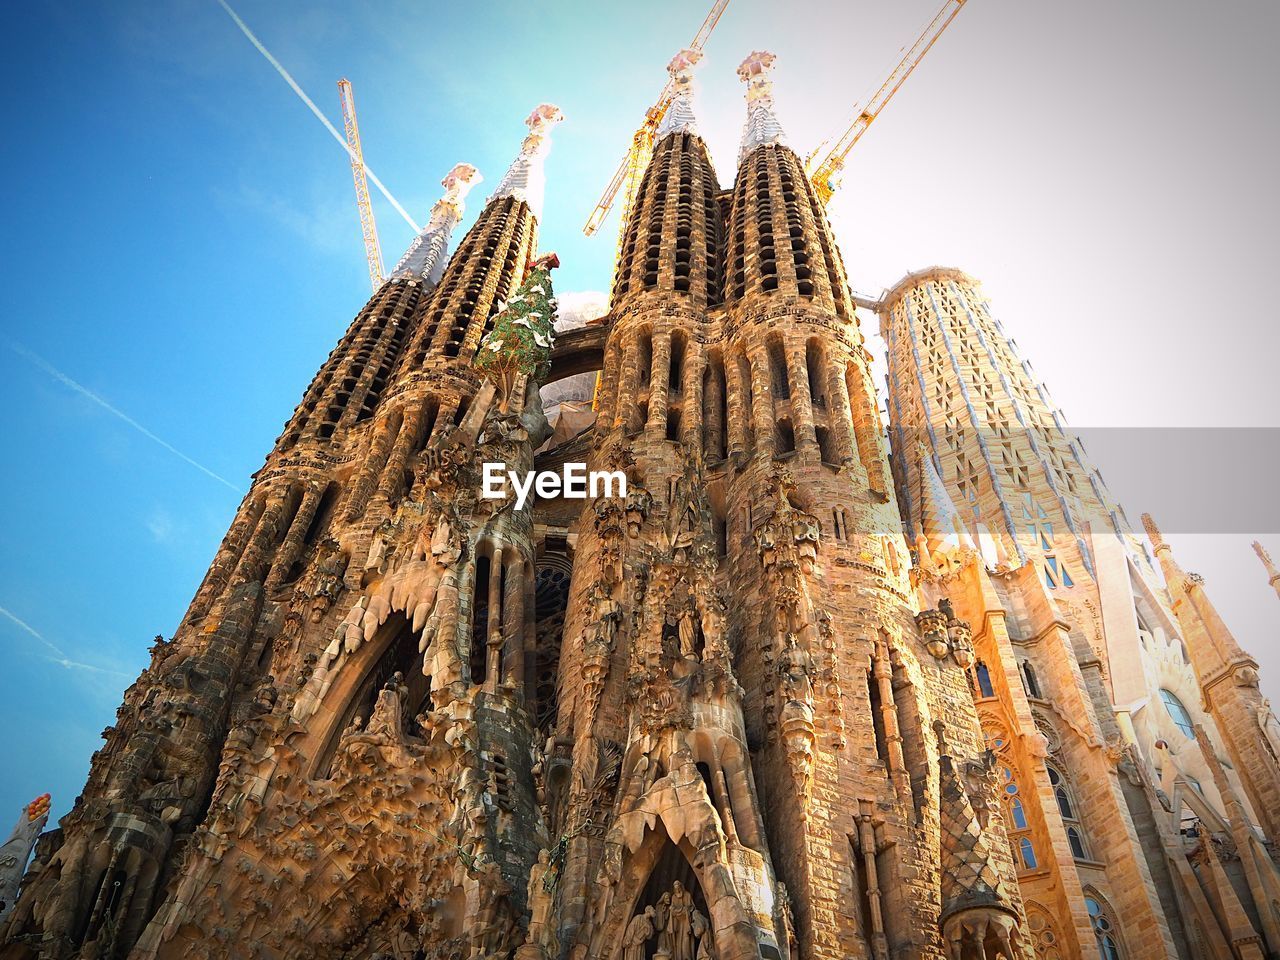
[1048,765,1090,860]
[1010,796,1028,830]
[1159,688,1195,739]
[1018,837,1038,869]
[1001,765,1039,872]
[1085,894,1124,960]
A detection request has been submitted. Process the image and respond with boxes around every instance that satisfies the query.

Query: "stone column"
[502,553,526,690]
[682,349,706,450]
[344,408,402,521]
[827,360,857,466]
[266,486,323,590]
[646,331,672,438]
[786,339,818,453]
[750,350,775,457]
[485,543,505,691]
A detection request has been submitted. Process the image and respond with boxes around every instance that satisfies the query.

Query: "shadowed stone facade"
[4,51,1280,960]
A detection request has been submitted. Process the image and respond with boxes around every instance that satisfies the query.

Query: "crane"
[581,0,731,242]
[338,78,386,292]
[806,0,967,206]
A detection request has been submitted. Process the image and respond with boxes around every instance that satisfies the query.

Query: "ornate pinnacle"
[1254,541,1280,588]
[1141,513,1167,553]
[737,50,789,165]
[656,48,703,139]
[490,103,565,221]
[389,163,482,283]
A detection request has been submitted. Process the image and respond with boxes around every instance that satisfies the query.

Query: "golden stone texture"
[4,62,1280,960]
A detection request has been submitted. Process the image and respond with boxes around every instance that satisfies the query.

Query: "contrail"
[9,342,241,493]
[0,605,132,679]
[215,0,422,233]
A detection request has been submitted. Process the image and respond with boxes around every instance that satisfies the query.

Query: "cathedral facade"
[4,48,1280,960]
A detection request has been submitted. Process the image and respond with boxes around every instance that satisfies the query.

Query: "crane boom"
[807,0,966,205]
[582,0,731,238]
[338,78,386,292]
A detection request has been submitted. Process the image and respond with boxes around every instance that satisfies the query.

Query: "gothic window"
[1048,765,1090,860]
[816,426,837,464]
[1018,837,1038,870]
[1160,688,1195,738]
[1001,765,1038,871]
[702,353,728,461]
[975,660,995,699]
[1010,796,1028,830]
[883,537,900,578]
[1085,894,1124,960]
[1022,493,1054,549]
[1068,828,1088,861]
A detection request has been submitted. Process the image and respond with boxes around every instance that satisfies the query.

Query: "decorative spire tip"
[1141,513,1167,551]
[490,104,565,220]
[736,50,788,164]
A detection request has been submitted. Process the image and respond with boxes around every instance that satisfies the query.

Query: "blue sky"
[2,0,1278,825]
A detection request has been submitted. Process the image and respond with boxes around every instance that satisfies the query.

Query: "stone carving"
[469,858,517,958]
[623,906,656,960]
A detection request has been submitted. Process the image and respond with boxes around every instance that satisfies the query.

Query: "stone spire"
[1142,514,1251,673]
[655,48,703,139]
[388,163,482,284]
[736,50,789,165]
[1253,541,1280,601]
[489,103,564,222]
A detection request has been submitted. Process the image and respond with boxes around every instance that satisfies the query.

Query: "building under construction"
[4,12,1280,960]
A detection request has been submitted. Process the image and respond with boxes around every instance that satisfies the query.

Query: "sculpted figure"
[472,859,515,958]
[668,881,695,960]
[524,849,555,947]
[625,484,652,538]
[592,581,623,648]
[365,518,397,578]
[624,753,650,811]
[654,891,673,956]
[692,910,712,960]
[341,714,365,741]
[791,510,821,571]
[778,634,814,707]
[310,538,349,621]
[623,907,657,960]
